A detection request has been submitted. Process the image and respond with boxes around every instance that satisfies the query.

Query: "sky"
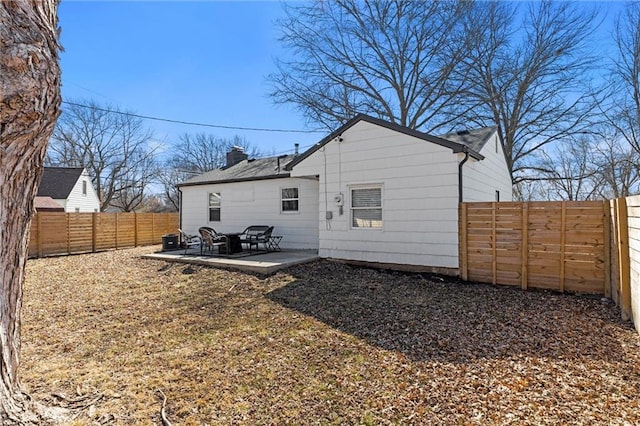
[57,1,325,160]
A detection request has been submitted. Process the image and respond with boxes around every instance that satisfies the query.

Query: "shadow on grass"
[266,261,628,363]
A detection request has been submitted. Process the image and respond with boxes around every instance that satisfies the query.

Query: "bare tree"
[268,0,472,131]
[533,136,599,201]
[592,133,640,199]
[108,152,158,212]
[162,134,260,209]
[605,2,640,156]
[453,1,601,182]
[47,99,159,211]
[0,1,68,423]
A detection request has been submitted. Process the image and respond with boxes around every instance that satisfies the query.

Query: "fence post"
[616,197,632,321]
[151,214,155,244]
[492,202,497,285]
[521,202,529,290]
[459,203,468,280]
[66,213,70,255]
[560,201,566,292]
[134,213,139,247]
[92,212,97,253]
[115,213,119,250]
[36,212,42,258]
[603,200,611,298]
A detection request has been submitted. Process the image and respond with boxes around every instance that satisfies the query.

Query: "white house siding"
[180,177,319,250]
[290,120,461,269]
[461,131,513,202]
[61,170,100,212]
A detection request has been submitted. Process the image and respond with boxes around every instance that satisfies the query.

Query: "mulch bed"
[21,246,640,425]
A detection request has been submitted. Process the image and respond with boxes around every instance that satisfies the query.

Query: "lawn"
[21,246,640,425]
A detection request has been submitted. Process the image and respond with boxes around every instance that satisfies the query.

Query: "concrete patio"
[142,248,320,274]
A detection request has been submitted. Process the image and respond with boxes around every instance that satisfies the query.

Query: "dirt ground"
[20,246,640,425]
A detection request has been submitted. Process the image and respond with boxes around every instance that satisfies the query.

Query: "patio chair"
[178,229,201,255]
[240,225,273,252]
[198,227,228,255]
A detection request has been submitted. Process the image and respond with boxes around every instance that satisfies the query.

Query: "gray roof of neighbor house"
[178,155,295,187]
[285,114,492,170]
[37,167,85,199]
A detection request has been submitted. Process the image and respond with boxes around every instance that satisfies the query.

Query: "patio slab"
[142,249,320,274]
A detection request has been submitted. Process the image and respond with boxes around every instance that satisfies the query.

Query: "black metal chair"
[198,227,228,255]
[240,225,273,252]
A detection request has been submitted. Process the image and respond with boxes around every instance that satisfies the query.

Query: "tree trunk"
[0,1,64,423]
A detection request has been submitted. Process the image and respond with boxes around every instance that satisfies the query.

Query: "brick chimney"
[225,146,248,169]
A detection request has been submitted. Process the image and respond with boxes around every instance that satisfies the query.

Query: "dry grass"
[21,246,640,425]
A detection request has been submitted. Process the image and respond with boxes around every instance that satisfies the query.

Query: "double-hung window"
[208,192,221,222]
[351,186,382,228]
[281,187,299,212]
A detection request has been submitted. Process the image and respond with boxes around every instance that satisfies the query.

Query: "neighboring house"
[178,114,512,274]
[34,196,64,212]
[37,167,100,213]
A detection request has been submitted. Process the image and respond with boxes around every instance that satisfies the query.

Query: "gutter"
[178,186,183,234]
[458,146,469,203]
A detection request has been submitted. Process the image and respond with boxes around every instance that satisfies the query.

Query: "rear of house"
[287,115,512,273]
[179,153,319,249]
[178,115,512,273]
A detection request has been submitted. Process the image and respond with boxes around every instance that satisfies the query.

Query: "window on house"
[82,180,87,195]
[351,186,382,228]
[75,208,80,213]
[495,190,500,202]
[208,192,221,222]
[281,187,299,212]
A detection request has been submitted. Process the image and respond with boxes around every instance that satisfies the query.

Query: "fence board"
[461,201,606,295]
[29,212,178,258]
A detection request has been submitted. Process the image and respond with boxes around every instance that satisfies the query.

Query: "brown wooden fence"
[459,201,610,295]
[28,212,179,258]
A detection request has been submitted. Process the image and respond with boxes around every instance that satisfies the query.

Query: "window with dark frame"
[351,186,382,228]
[82,180,87,195]
[281,187,299,212]
[208,192,221,222]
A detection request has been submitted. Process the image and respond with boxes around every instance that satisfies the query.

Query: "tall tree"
[534,137,599,201]
[162,134,259,209]
[0,1,67,423]
[454,1,600,182]
[47,99,159,211]
[269,0,472,131]
[606,2,640,155]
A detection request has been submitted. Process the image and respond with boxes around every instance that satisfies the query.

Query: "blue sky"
[58,1,324,159]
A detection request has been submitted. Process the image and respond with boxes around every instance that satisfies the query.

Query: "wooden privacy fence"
[28,212,179,258]
[459,201,610,295]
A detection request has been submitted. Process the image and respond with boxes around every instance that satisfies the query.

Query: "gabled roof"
[178,155,295,187]
[37,167,85,199]
[286,114,488,171]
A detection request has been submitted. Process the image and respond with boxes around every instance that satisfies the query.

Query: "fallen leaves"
[19,247,640,425]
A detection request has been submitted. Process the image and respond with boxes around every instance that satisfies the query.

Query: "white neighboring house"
[36,167,101,213]
[179,115,512,274]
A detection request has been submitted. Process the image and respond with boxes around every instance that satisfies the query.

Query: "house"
[178,114,512,274]
[37,167,101,213]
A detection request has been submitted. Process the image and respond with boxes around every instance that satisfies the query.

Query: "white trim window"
[281,187,299,213]
[208,192,221,222]
[351,186,382,228]
[82,180,87,196]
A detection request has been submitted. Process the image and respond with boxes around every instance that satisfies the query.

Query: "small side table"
[267,236,283,252]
